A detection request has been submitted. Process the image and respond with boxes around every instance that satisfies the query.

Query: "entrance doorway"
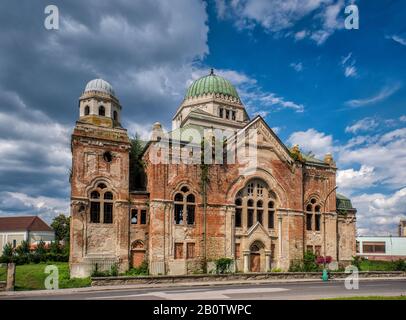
[250,253,260,272]
[249,242,264,272]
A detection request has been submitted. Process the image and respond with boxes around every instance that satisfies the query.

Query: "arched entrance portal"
[250,241,265,272]
[131,240,145,268]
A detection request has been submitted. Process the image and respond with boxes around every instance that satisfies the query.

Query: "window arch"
[113,110,118,121]
[84,105,90,115]
[234,179,276,229]
[99,105,105,116]
[89,185,114,224]
[306,198,321,231]
[174,186,196,226]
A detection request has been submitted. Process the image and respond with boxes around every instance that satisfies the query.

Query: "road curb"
[1,277,406,298]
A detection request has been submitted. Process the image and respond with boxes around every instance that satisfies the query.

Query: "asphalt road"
[1,279,405,300]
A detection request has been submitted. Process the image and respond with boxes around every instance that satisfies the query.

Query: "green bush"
[289,251,320,272]
[15,241,30,256]
[303,251,319,272]
[125,261,149,276]
[110,263,119,276]
[1,243,14,263]
[393,259,406,271]
[215,258,233,274]
[289,260,304,272]
[351,256,363,269]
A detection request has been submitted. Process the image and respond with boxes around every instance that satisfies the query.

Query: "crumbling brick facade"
[70,77,357,277]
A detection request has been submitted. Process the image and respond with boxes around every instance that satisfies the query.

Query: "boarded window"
[187,243,195,259]
[362,242,386,253]
[175,243,183,259]
[315,245,322,257]
[140,210,147,224]
[90,202,100,223]
[103,203,113,224]
[235,243,240,259]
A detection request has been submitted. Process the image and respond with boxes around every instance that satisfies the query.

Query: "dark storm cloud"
[0,0,209,220]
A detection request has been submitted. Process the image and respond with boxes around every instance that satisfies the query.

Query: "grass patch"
[359,260,400,271]
[325,296,406,300]
[0,262,90,291]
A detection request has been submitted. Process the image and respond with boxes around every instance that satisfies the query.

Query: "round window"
[103,151,113,162]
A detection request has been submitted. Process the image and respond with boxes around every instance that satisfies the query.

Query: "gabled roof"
[0,216,53,232]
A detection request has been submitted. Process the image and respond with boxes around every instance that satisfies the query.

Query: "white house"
[356,236,406,261]
[0,216,55,250]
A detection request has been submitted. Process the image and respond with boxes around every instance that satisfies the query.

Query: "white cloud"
[345,83,401,107]
[387,34,406,46]
[341,52,357,78]
[338,127,406,189]
[352,188,406,236]
[344,66,357,78]
[294,30,308,40]
[0,192,69,223]
[337,165,377,193]
[345,117,378,134]
[290,62,303,72]
[287,128,333,158]
[215,0,347,45]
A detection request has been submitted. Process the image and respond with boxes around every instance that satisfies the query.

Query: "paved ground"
[0,279,405,300]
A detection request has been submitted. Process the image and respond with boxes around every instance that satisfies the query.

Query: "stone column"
[243,250,250,273]
[278,215,283,269]
[6,263,15,291]
[265,250,272,272]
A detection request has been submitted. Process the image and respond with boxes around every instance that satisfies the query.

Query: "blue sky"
[0,0,404,235]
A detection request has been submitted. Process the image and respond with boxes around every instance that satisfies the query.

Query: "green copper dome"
[185,69,240,100]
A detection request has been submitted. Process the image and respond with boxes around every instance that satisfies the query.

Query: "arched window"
[113,110,118,121]
[90,191,100,223]
[235,198,242,227]
[268,201,275,229]
[99,105,105,116]
[84,105,90,115]
[174,187,195,225]
[306,198,321,231]
[235,179,275,229]
[89,186,114,224]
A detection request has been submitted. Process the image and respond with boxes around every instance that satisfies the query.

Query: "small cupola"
[78,78,122,128]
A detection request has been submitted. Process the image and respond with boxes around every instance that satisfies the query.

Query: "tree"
[51,214,71,243]
[129,133,146,191]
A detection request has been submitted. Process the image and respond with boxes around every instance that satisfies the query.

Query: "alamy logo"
[44,5,59,30]
[344,265,359,290]
[44,265,59,290]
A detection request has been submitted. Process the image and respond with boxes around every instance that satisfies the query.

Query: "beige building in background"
[0,216,55,250]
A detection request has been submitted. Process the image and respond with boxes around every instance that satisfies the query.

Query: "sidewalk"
[1,276,405,298]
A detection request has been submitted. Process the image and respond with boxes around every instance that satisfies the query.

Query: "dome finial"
[210,68,214,75]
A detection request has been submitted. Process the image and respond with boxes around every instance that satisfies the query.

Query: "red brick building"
[69,74,357,277]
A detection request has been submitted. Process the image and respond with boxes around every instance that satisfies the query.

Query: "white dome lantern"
[84,78,116,97]
[79,78,121,128]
